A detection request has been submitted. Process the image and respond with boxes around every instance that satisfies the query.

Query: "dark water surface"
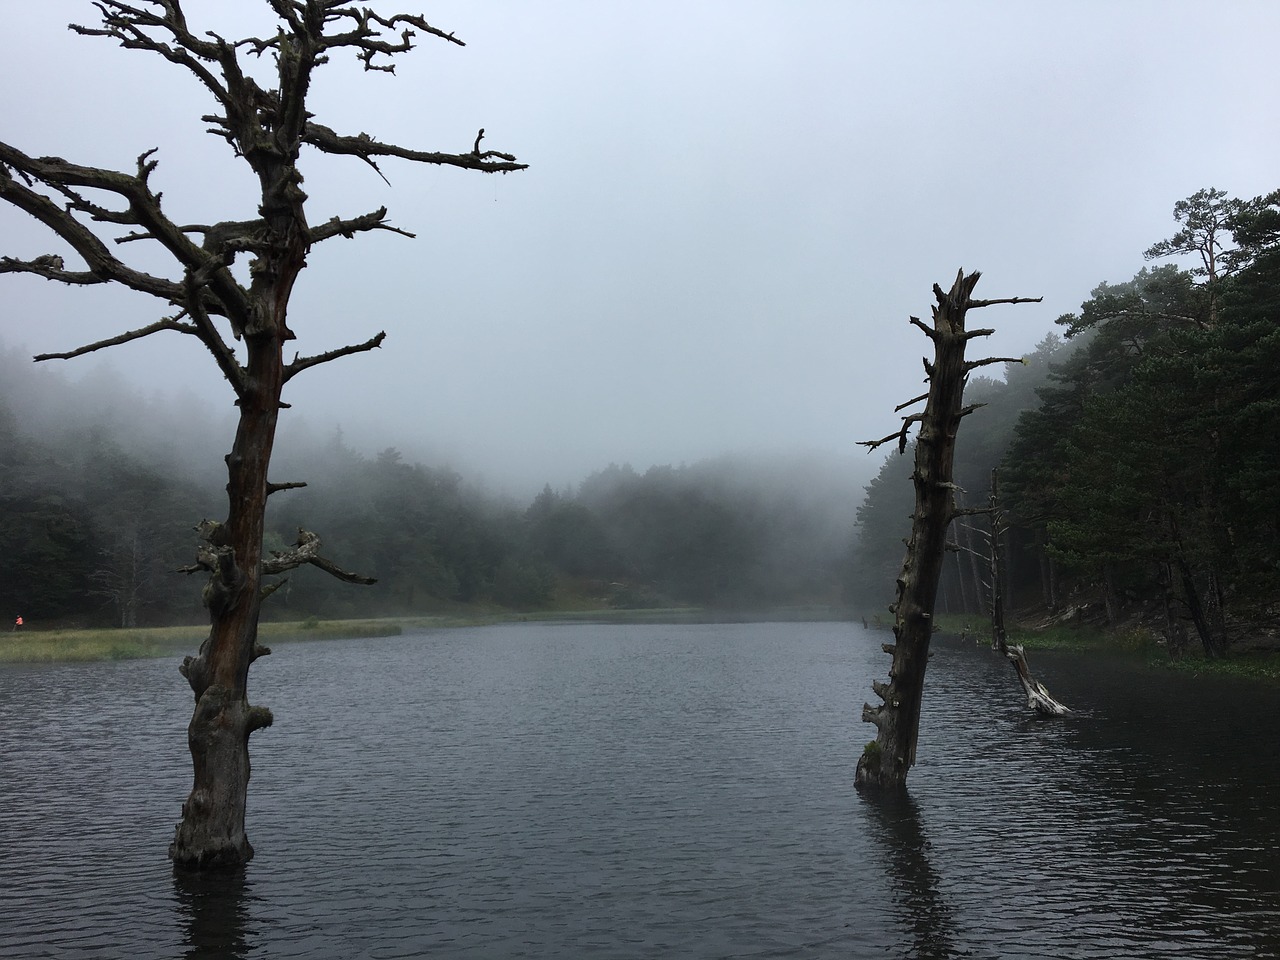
[2,622,1279,959]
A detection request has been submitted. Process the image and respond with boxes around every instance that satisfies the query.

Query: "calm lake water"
[2,621,1279,959]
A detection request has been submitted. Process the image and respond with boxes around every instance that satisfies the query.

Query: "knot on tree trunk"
[178,632,217,698]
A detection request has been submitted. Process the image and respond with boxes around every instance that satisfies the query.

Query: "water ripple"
[2,624,1278,958]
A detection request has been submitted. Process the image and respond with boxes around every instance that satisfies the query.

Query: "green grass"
[0,605,860,664]
[0,625,206,663]
[1158,649,1280,683]
[0,619,406,664]
[931,611,1280,683]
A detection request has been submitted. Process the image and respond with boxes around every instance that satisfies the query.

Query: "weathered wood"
[1,2,524,869]
[856,271,1041,791]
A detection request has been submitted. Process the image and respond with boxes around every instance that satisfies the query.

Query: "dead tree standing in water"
[0,2,525,868]
[985,470,1070,716]
[855,271,1039,792]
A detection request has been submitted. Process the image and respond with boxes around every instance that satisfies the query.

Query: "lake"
[2,621,1278,959]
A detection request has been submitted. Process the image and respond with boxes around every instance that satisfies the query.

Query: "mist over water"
[2,623,1278,959]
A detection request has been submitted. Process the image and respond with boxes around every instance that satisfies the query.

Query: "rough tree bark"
[855,270,1039,792]
[0,2,524,868]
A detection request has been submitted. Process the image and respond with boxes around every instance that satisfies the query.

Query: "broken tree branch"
[308,208,416,244]
[894,392,930,413]
[262,528,376,584]
[965,356,1028,372]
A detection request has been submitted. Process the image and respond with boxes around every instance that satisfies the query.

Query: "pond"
[2,621,1278,959]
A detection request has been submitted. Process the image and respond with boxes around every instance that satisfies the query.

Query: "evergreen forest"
[850,187,1280,656]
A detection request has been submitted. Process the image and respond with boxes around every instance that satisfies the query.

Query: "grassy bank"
[931,612,1280,683]
[1,605,862,664]
[0,618,406,664]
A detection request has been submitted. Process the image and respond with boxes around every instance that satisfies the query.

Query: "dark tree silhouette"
[855,271,1038,792]
[0,1,524,868]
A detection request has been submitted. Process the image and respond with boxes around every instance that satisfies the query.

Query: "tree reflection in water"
[172,867,253,960]
[865,794,966,960]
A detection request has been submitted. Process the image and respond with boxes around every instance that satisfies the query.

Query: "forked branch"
[262,528,376,584]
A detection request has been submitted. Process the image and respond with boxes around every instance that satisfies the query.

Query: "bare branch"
[266,481,308,496]
[967,295,1043,309]
[183,273,247,396]
[908,316,937,340]
[0,254,106,286]
[0,153,186,303]
[284,331,386,382]
[859,413,924,454]
[308,208,416,244]
[322,7,465,72]
[303,121,527,174]
[70,1,231,104]
[307,554,377,585]
[965,356,1027,373]
[894,392,929,413]
[0,144,252,328]
[33,313,201,362]
[262,528,376,584]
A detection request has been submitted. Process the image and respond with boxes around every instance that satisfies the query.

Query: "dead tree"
[985,470,1070,716]
[855,270,1039,792]
[0,2,524,869]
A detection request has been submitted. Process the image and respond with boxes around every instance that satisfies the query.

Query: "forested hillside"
[851,188,1280,655]
[0,353,863,626]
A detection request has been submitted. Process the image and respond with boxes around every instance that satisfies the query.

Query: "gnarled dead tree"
[0,1,524,868]
[855,270,1039,792]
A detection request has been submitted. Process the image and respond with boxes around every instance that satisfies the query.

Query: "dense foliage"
[851,187,1280,655]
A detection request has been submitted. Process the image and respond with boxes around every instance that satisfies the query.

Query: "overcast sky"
[3,1,1279,496]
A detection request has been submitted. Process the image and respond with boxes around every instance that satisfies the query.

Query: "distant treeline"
[850,187,1280,655]
[0,354,863,626]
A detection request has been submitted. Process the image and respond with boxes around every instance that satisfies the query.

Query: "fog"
[3,1,1279,497]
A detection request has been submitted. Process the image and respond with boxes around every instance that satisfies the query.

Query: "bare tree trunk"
[951,548,972,614]
[958,493,988,617]
[856,271,1039,791]
[1101,563,1118,626]
[987,471,1069,716]
[1,3,522,871]
[1166,513,1226,658]
[1159,561,1189,658]
[171,273,292,865]
[1035,527,1058,613]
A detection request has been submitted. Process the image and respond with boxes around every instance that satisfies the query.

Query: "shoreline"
[6,609,1280,683]
[0,605,850,665]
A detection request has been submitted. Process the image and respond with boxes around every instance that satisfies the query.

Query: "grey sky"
[3,1,1278,496]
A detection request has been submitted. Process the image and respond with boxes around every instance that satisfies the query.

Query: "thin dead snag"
[0,2,524,869]
[985,470,1070,716]
[855,270,1040,792]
